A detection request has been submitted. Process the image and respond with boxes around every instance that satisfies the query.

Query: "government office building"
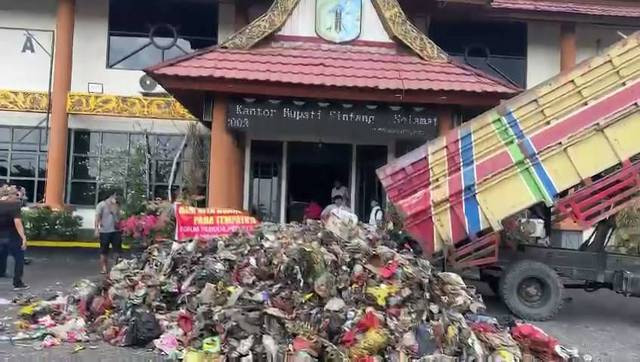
[0,0,636,226]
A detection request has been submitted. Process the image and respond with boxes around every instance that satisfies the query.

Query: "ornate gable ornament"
[221,0,448,62]
[371,0,448,62]
[221,0,301,49]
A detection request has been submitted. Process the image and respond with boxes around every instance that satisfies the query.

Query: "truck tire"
[500,260,563,321]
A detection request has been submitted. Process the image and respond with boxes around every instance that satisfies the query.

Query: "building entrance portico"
[236,96,437,223]
[147,0,519,217]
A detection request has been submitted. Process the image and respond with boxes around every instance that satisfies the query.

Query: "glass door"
[355,145,387,220]
[248,141,283,222]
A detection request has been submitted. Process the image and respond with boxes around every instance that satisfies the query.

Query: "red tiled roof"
[491,0,640,18]
[148,38,519,95]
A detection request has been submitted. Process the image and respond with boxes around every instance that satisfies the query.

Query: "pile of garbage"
[12,215,582,361]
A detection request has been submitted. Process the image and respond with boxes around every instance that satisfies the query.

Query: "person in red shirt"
[303,200,323,221]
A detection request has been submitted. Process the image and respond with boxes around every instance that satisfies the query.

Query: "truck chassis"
[476,220,640,320]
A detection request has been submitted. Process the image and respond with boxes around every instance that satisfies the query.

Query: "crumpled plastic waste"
[10,212,580,360]
[49,318,88,342]
[154,333,180,355]
[37,315,56,328]
[202,336,221,354]
[41,335,61,348]
[511,323,565,361]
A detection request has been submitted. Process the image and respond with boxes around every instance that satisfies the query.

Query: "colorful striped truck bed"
[378,32,640,256]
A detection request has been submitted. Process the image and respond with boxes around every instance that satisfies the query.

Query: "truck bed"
[378,32,640,256]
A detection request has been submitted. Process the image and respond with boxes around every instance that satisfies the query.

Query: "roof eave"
[151,74,520,109]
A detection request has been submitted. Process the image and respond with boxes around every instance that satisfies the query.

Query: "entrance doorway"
[287,142,351,222]
[355,145,388,219]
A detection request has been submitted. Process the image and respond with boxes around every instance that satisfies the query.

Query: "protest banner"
[174,204,258,240]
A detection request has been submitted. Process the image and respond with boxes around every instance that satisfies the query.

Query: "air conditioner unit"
[139,74,159,93]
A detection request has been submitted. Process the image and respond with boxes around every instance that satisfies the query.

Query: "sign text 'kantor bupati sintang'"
[226,98,438,140]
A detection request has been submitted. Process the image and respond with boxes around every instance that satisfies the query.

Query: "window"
[68,130,209,206]
[107,0,218,70]
[429,21,527,88]
[0,126,47,203]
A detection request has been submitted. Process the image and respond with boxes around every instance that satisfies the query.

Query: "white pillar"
[350,144,357,210]
[218,0,236,43]
[280,141,288,224]
[243,138,251,211]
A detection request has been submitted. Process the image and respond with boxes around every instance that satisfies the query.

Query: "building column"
[207,95,244,209]
[45,0,75,208]
[560,22,577,71]
[438,107,454,136]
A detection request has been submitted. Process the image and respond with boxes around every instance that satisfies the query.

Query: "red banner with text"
[174,204,258,240]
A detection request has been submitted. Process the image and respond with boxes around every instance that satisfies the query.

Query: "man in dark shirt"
[0,190,28,290]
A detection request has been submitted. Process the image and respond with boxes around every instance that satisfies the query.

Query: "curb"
[28,240,131,249]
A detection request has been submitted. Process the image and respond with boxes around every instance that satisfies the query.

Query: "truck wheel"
[500,260,563,321]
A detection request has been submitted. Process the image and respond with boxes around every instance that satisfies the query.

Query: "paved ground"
[476,284,640,361]
[0,249,638,361]
[0,249,159,362]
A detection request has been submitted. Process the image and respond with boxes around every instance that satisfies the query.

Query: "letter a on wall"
[22,34,36,53]
[316,0,362,43]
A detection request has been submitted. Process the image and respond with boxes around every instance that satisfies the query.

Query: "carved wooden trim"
[0,90,49,113]
[67,93,196,120]
[372,0,448,62]
[221,0,300,49]
[0,90,196,120]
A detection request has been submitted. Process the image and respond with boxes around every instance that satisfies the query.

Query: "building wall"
[526,22,637,88]
[71,0,144,96]
[0,0,55,92]
[526,22,561,89]
[1,0,230,97]
[276,0,392,42]
[0,0,210,227]
[576,24,636,63]
[0,0,55,29]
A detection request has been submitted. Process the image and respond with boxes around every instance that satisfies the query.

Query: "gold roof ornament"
[221,0,301,49]
[371,0,448,62]
[221,0,448,62]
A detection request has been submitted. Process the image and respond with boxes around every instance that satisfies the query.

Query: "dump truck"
[377,32,640,321]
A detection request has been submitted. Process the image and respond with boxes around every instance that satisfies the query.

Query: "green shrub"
[22,206,82,240]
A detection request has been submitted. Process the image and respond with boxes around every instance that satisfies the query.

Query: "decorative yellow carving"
[221,0,300,49]
[0,90,49,113]
[0,90,195,120]
[66,93,196,120]
[372,0,448,62]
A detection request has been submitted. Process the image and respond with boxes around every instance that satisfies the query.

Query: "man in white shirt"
[321,195,352,221]
[331,180,349,205]
[368,200,383,228]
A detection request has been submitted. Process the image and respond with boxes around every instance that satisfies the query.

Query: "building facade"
[0,0,637,226]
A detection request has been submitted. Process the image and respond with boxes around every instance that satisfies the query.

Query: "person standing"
[368,200,384,228]
[95,193,122,274]
[331,180,350,205]
[0,186,29,290]
[321,195,352,220]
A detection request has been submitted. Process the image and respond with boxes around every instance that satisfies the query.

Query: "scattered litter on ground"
[9,213,586,360]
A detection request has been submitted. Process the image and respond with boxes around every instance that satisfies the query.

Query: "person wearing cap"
[0,186,29,290]
[95,192,122,274]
